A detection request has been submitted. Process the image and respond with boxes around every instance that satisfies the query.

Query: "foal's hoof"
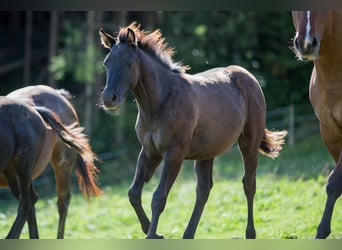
[146,234,164,239]
[246,229,256,239]
[315,224,330,239]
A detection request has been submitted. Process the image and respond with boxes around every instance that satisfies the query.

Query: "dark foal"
[100,22,287,239]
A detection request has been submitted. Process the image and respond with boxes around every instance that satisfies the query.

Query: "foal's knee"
[326,172,342,197]
[128,187,141,207]
[151,191,167,214]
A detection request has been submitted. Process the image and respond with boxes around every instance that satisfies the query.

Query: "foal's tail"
[259,128,288,159]
[35,106,103,199]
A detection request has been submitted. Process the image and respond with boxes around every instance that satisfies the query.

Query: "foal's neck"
[132,50,176,116]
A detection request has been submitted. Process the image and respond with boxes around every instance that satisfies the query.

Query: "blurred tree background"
[0,11,313,186]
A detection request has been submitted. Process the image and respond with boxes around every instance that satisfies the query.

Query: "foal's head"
[292,11,333,60]
[99,26,140,112]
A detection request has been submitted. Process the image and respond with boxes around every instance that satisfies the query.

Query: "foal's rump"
[188,65,286,160]
[186,65,269,158]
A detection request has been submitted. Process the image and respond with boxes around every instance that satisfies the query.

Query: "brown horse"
[1,85,102,239]
[292,11,342,239]
[99,22,287,239]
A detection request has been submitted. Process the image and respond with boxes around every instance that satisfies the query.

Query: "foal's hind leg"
[183,158,214,239]
[238,136,260,239]
[51,147,75,239]
[128,147,162,235]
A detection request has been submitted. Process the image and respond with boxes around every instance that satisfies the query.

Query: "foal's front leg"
[128,148,162,235]
[146,146,184,239]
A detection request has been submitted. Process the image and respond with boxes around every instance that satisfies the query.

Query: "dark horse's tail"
[259,128,288,159]
[35,106,103,199]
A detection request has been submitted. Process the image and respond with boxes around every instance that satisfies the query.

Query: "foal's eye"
[126,62,133,68]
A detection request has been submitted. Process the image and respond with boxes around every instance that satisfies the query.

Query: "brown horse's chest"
[310,76,342,137]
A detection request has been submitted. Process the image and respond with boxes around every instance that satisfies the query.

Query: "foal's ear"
[99,28,115,49]
[126,28,137,46]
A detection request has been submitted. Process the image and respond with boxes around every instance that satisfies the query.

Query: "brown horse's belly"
[32,130,57,180]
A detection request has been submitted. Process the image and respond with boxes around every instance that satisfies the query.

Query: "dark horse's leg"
[183,158,214,239]
[128,148,162,235]
[5,162,39,239]
[238,136,259,239]
[146,146,184,239]
[51,147,75,239]
[316,152,342,239]
[4,169,23,239]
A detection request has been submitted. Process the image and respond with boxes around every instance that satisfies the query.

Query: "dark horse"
[292,11,342,238]
[0,85,102,239]
[99,23,287,239]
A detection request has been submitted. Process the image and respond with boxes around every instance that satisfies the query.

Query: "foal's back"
[185,65,266,159]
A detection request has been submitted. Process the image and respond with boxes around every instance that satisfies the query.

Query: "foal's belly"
[186,131,241,160]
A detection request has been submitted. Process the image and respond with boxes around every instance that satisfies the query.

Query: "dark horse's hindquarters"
[100,22,287,239]
[0,85,102,239]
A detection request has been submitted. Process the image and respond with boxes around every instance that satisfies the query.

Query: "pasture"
[1,133,342,239]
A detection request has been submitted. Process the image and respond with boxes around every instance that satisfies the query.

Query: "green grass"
[1,133,342,239]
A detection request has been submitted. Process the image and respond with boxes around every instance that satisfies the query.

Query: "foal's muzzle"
[101,91,120,111]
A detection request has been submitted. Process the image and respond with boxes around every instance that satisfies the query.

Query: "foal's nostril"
[112,93,117,102]
[102,91,118,108]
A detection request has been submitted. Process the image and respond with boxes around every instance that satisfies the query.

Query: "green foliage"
[159,11,313,109]
[49,20,102,84]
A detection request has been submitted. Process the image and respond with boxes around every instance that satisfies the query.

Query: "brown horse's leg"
[241,159,257,239]
[51,149,74,239]
[183,158,214,239]
[238,137,259,239]
[146,147,184,239]
[128,148,162,235]
[316,153,342,239]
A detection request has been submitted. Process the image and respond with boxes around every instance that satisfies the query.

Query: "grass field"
[1,133,342,239]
